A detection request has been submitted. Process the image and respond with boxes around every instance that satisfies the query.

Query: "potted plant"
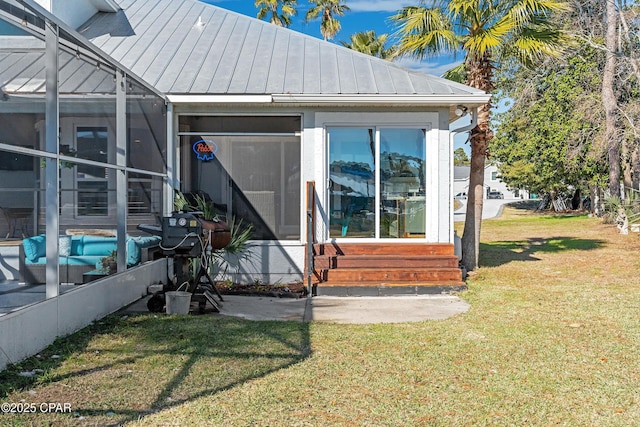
[100,250,118,274]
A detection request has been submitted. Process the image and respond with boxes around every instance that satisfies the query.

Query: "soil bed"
[216,282,307,298]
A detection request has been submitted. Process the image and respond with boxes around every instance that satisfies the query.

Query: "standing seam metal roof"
[74,0,484,98]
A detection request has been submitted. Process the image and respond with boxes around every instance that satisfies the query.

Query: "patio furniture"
[1,207,32,239]
[19,234,161,284]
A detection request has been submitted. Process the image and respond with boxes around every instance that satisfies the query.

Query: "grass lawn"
[2,204,640,426]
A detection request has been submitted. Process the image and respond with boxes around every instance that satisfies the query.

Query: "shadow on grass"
[507,200,540,210]
[479,236,606,268]
[0,313,310,425]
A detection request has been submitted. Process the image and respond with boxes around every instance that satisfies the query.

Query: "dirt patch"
[216,281,308,298]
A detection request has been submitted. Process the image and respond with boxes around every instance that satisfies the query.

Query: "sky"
[200,0,471,153]
[201,0,459,77]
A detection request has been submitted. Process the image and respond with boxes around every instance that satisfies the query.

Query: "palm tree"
[305,0,350,41]
[255,0,297,27]
[391,0,568,271]
[340,30,397,60]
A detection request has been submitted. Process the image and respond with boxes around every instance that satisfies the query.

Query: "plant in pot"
[100,250,118,274]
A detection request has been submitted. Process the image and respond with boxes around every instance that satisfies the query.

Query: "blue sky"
[201,0,459,77]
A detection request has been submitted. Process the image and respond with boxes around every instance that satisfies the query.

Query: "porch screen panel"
[328,128,376,238]
[186,135,301,240]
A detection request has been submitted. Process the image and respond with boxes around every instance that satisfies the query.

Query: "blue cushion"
[126,236,161,266]
[23,235,46,263]
[81,236,116,256]
[23,235,160,267]
[70,236,83,256]
[126,238,140,266]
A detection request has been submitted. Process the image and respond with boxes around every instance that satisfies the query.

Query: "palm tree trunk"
[461,125,487,271]
[461,55,493,271]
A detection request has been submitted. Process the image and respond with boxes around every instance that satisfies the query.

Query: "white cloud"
[395,57,462,78]
[348,0,416,13]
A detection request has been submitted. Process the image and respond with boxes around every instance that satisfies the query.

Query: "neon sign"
[193,139,218,161]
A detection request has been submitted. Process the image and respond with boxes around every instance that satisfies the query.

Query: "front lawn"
[2,205,640,426]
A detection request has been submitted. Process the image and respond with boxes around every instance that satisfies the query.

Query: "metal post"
[44,18,59,299]
[306,181,315,298]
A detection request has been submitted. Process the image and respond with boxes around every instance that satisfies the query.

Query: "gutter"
[272,93,491,106]
[167,93,492,107]
[449,107,478,243]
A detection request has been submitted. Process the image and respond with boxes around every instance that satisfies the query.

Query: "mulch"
[216,282,308,299]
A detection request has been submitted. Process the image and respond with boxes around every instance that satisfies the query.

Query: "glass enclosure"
[329,127,427,239]
[178,116,301,240]
[0,4,167,297]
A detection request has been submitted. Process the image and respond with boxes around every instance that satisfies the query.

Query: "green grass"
[2,206,640,426]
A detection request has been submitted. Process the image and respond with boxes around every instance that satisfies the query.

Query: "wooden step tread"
[318,267,462,272]
[315,280,466,287]
[313,255,459,269]
[322,269,462,282]
[314,255,458,261]
[314,243,455,256]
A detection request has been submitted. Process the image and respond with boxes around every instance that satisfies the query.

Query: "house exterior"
[0,0,490,289]
[454,164,529,200]
[0,0,494,368]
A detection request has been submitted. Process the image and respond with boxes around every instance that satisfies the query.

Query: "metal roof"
[77,0,487,101]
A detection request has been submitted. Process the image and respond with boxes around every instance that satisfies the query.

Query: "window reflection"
[328,127,427,239]
[329,128,376,238]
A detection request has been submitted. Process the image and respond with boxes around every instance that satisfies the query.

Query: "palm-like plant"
[340,30,397,60]
[305,0,350,41]
[255,0,297,27]
[391,0,569,271]
[173,190,255,280]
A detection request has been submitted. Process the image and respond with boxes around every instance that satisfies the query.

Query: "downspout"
[449,108,477,247]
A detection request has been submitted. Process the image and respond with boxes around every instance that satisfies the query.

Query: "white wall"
[213,242,304,285]
[484,165,529,199]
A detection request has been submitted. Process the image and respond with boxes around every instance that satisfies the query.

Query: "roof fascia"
[271,94,491,107]
[167,95,273,104]
[167,93,491,107]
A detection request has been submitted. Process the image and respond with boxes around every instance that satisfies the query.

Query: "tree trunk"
[461,54,494,272]
[603,0,620,197]
[461,124,488,271]
[632,139,640,191]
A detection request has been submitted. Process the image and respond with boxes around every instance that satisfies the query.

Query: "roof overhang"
[271,94,491,107]
[167,93,491,110]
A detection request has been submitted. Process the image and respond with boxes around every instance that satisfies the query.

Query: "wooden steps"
[312,243,465,296]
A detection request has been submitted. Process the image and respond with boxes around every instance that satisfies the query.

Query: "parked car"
[487,191,503,199]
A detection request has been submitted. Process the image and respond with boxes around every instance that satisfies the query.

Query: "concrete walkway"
[123,294,470,324]
[454,198,513,221]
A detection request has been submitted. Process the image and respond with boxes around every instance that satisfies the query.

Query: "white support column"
[44,18,59,299]
[165,102,174,215]
[116,71,127,272]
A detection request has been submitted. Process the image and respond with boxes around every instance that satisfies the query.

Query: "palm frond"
[391,6,459,58]
[509,0,571,27]
[173,189,190,212]
[442,63,467,83]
